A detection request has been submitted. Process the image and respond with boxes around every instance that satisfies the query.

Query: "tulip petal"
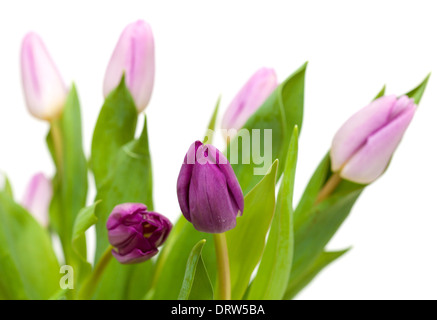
[103,20,155,112]
[106,203,172,264]
[330,95,397,171]
[216,148,244,215]
[21,33,67,121]
[189,163,237,233]
[21,173,52,227]
[222,68,277,135]
[340,104,416,184]
[106,203,147,230]
[112,247,158,265]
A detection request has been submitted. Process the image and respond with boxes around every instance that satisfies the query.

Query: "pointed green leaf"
[0,193,59,299]
[284,249,349,300]
[92,117,154,299]
[72,201,100,249]
[178,240,213,300]
[293,153,331,223]
[91,76,138,188]
[229,63,306,194]
[150,223,216,300]
[71,201,100,285]
[226,160,278,300]
[405,73,430,105]
[248,127,298,300]
[0,173,13,198]
[290,177,364,298]
[373,85,386,100]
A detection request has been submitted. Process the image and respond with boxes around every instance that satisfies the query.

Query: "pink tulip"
[331,95,416,184]
[21,32,67,121]
[103,20,155,113]
[222,68,277,137]
[22,173,52,227]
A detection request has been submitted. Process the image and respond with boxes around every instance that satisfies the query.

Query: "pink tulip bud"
[20,32,67,121]
[330,95,416,184]
[22,173,52,227]
[221,68,277,137]
[103,20,155,113]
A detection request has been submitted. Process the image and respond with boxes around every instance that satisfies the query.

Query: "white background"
[0,0,436,300]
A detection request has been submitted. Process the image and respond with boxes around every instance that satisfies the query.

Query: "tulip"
[107,203,172,264]
[20,32,67,121]
[103,20,155,113]
[330,95,416,184]
[21,173,52,227]
[221,68,277,137]
[177,141,244,233]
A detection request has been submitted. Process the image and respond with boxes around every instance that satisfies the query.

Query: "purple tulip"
[21,32,67,121]
[177,141,244,233]
[107,203,172,264]
[22,173,52,227]
[103,20,155,113]
[221,68,277,137]
[330,95,416,184]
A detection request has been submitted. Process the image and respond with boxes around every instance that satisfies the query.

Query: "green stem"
[213,233,231,300]
[78,246,113,300]
[315,172,342,204]
[50,120,64,177]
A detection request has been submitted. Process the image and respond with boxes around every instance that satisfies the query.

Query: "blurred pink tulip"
[21,32,67,121]
[22,173,52,227]
[103,20,155,113]
[222,68,277,137]
[331,95,416,184]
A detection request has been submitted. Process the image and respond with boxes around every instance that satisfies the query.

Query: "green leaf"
[150,223,216,300]
[178,240,213,300]
[49,288,68,300]
[293,153,331,223]
[405,73,430,105]
[151,217,188,293]
[47,84,88,270]
[72,201,100,251]
[92,117,153,299]
[284,249,349,300]
[229,62,306,194]
[248,127,298,300]
[226,160,279,300]
[0,192,60,299]
[288,176,364,300]
[125,260,155,300]
[373,85,386,100]
[90,76,138,188]
[71,201,100,285]
[0,173,13,199]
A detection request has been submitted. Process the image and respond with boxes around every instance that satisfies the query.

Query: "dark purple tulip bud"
[177,141,244,233]
[106,203,172,264]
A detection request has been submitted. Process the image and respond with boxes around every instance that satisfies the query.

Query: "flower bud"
[103,20,155,113]
[20,32,67,121]
[107,203,172,264]
[330,95,416,184]
[21,173,52,227]
[177,141,244,233]
[221,68,277,137]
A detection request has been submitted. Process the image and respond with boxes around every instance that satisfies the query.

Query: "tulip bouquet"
[0,19,430,301]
